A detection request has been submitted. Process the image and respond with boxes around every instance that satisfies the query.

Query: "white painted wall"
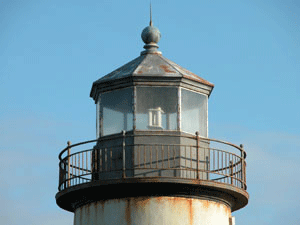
[74,196,232,225]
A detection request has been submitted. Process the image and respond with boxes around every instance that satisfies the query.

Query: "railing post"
[59,161,64,191]
[67,141,71,188]
[196,132,200,180]
[63,161,67,190]
[240,144,245,189]
[122,130,126,179]
[206,156,209,180]
[230,160,233,185]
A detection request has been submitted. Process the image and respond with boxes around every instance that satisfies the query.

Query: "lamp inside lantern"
[148,107,164,129]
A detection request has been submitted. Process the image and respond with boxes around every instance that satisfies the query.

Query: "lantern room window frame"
[96,87,134,137]
[135,86,178,131]
[180,87,208,138]
[96,85,208,138]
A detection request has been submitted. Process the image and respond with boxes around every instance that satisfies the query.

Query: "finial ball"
[141,25,161,44]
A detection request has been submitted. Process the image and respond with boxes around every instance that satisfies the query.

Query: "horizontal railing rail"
[58,133,247,192]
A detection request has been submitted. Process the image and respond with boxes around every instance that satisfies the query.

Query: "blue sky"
[0,0,299,224]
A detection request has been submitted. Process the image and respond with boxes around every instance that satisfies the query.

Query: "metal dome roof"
[91,52,213,94]
[90,22,214,100]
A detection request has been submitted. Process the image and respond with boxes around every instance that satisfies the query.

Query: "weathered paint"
[74,196,232,225]
[90,52,214,102]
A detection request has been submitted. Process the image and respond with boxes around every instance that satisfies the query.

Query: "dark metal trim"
[56,177,248,213]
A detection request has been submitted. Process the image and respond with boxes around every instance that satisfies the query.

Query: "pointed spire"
[150,2,153,26]
[141,2,161,55]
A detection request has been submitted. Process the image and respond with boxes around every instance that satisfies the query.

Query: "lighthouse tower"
[56,18,248,225]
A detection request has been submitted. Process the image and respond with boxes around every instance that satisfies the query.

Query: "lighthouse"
[56,17,249,225]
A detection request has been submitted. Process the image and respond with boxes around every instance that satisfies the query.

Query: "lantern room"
[90,24,213,139]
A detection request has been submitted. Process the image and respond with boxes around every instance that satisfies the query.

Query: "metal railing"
[58,134,247,192]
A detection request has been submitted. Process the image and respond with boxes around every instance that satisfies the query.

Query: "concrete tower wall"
[74,197,232,225]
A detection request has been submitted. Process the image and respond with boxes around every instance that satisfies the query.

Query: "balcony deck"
[56,132,248,212]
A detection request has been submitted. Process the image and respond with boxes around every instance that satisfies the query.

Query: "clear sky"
[0,0,299,224]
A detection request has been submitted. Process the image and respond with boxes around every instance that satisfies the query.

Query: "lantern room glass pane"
[100,88,133,136]
[136,87,178,130]
[181,89,207,137]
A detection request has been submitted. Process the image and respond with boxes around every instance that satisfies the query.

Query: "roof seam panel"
[131,53,149,75]
[157,54,185,77]
[159,55,214,87]
[94,55,145,84]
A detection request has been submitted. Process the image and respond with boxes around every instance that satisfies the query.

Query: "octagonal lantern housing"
[90,53,214,138]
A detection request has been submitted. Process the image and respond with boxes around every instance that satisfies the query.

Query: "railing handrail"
[58,134,246,160]
[58,139,98,160]
[57,134,247,192]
